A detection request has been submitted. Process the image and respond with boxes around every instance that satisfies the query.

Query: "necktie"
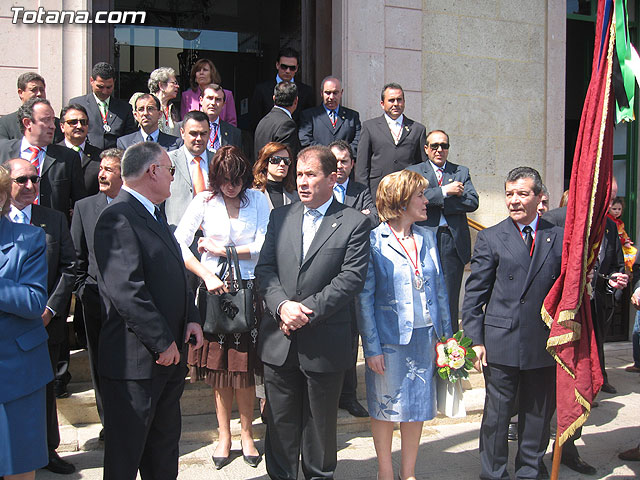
[146,135,154,142]
[28,146,41,170]
[522,226,533,255]
[191,156,205,195]
[14,210,28,224]
[209,122,220,151]
[334,184,346,203]
[329,109,337,127]
[98,101,108,117]
[436,167,444,186]
[302,209,322,259]
[71,145,81,152]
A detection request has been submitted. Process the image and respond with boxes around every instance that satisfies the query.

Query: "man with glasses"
[199,84,242,154]
[70,62,136,149]
[0,97,86,224]
[4,157,77,475]
[58,104,104,195]
[407,130,479,333]
[117,94,181,152]
[250,47,314,130]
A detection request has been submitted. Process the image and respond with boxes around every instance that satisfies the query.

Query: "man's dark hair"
[380,83,404,101]
[274,82,298,107]
[182,110,210,125]
[17,97,51,134]
[200,83,227,102]
[277,47,300,64]
[505,166,543,195]
[60,103,88,122]
[91,62,116,80]
[328,140,353,161]
[17,72,45,91]
[100,148,124,162]
[426,129,450,144]
[135,93,161,110]
[298,145,337,177]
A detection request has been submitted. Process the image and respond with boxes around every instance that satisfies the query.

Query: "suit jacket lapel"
[173,149,192,189]
[498,220,532,273]
[343,182,357,208]
[334,107,346,133]
[319,108,335,135]
[522,223,556,295]
[0,217,14,272]
[40,150,56,177]
[301,200,343,268]
[376,115,396,145]
[285,201,304,268]
[95,192,108,215]
[397,117,413,145]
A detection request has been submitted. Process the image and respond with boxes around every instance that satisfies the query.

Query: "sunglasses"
[269,156,291,166]
[13,175,41,185]
[153,164,176,176]
[279,63,298,72]
[428,143,450,150]
[64,118,88,127]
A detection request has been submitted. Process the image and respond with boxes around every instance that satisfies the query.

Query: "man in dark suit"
[327,140,377,419]
[255,145,370,479]
[0,97,87,223]
[355,83,426,199]
[254,82,301,162]
[0,71,64,143]
[94,141,203,480]
[200,84,242,154]
[58,104,103,195]
[70,148,124,441]
[406,130,479,333]
[299,76,361,154]
[462,167,562,480]
[250,47,315,130]
[117,94,181,152]
[5,158,77,475]
[69,62,136,149]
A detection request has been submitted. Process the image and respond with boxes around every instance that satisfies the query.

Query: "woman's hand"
[204,274,228,295]
[366,354,385,375]
[197,237,226,256]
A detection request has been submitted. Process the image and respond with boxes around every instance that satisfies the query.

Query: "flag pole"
[551,438,563,480]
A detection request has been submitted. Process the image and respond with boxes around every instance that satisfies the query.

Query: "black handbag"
[202,246,256,335]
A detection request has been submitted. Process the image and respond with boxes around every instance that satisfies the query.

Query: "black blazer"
[298,105,361,154]
[70,192,109,294]
[0,110,64,143]
[116,130,182,151]
[250,79,315,130]
[31,205,77,345]
[0,139,87,222]
[462,217,563,370]
[255,199,370,372]
[354,115,426,198]
[342,179,378,229]
[94,190,200,380]
[254,107,301,161]
[406,160,479,264]
[69,93,136,149]
[57,140,103,195]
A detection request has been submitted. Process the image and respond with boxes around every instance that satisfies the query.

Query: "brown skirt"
[187,282,263,389]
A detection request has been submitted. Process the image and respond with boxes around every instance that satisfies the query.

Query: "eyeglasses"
[136,106,158,113]
[153,164,176,176]
[279,63,298,72]
[64,118,88,127]
[166,80,179,86]
[428,143,450,151]
[12,175,41,185]
[269,156,292,166]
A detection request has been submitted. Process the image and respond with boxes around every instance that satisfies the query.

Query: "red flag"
[541,0,616,446]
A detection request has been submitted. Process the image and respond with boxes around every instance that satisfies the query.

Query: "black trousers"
[480,364,555,480]
[263,342,345,480]
[101,364,186,480]
[79,284,104,425]
[46,341,61,452]
[437,226,465,333]
[339,315,360,403]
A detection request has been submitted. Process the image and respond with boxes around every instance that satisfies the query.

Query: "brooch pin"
[404,126,409,131]
[546,237,551,242]
[331,223,337,228]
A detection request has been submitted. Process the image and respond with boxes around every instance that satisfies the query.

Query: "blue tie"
[334,184,346,203]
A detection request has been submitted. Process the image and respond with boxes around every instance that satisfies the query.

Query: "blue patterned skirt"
[365,326,437,422]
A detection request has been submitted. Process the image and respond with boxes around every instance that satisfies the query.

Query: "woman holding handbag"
[174,145,270,469]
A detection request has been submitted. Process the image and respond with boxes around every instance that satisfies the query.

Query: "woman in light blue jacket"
[359,170,452,480]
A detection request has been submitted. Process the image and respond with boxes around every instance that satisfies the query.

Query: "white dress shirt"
[384,113,404,144]
[122,185,157,219]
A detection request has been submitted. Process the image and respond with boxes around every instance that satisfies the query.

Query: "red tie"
[29,146,41,170]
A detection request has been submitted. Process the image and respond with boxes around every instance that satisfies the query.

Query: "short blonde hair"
[376,170,428,223]
[0,165,12,216]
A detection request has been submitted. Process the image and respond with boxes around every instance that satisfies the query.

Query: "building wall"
[338,0,566,228]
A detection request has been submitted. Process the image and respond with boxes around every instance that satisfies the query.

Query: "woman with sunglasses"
[0,165,51,480]
[180,59,237,126]
[252,142,299,209]
[148,67,181,136]
[174,146,269,470]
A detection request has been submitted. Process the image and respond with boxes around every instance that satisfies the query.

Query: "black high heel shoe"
[212,443,232,470]
[240,440,262,468]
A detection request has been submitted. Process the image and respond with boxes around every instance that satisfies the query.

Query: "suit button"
[520,298,525,304]
[296,290,302,295]
[509,275,513,280]
[393,160,398,163]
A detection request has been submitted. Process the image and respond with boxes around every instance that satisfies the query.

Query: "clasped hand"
[442,180,464,197]
[278,301,313,335]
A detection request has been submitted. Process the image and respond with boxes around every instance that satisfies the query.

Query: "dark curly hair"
[207,146,253,206]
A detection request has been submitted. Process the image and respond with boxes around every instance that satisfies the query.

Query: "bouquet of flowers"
[435,330,476,383]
